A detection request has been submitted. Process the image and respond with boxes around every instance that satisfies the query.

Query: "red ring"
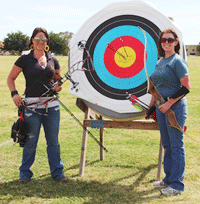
[104,36,145,78]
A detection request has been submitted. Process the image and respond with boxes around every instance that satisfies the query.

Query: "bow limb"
[165,109,185,134]
[138,26,185,134]
[148,75,187,134]
[138,26,165,105]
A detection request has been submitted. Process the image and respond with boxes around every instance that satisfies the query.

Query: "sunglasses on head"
[161,38,176,43]
[34,37,48,43]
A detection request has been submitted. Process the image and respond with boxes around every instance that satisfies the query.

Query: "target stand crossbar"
[76,98,163,181]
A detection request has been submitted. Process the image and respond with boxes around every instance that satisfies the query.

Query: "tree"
[59,31,74,43]
[49,32,69,55]
[3,31,29,53]
[197,45,200,53]
[3,31,72,55]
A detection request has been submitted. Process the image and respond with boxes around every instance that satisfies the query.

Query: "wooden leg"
[100,116,104,160]
[79,107,89,176]
[157,136,163,181]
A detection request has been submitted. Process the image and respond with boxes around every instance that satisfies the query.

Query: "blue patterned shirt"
[151,53,189,99]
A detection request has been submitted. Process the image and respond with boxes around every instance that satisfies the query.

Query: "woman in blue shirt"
[149,29,190,196]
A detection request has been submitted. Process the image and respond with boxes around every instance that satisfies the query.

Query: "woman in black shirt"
[7,27,67,183]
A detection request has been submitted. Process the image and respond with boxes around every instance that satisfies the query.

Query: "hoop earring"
[44,45,49,52]
[30,45,34,50]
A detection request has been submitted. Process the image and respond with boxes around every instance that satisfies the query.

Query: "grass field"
[0,55,200,204]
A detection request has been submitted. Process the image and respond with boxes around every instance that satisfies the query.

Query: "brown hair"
[28,27,50,49]
[158,28,180,58]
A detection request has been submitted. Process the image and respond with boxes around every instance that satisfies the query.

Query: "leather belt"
[164,97,170,101]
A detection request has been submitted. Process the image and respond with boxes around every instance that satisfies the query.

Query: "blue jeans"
[19,106,65,180]
[156,100,187,191]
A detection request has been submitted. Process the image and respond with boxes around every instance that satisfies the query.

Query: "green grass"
[0,55,200,204]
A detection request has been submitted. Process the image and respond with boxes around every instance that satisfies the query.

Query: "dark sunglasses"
[161,38,176,43]
[34,37,48,43]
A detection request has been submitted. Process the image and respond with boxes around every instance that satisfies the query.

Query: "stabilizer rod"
[54,95,108,152]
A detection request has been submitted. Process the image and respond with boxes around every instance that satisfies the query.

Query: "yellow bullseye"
[114,46,136,68]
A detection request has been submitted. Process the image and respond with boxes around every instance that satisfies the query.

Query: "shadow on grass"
[0,161,163,204]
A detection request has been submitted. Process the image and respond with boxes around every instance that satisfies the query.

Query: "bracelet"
[11,90,18,98]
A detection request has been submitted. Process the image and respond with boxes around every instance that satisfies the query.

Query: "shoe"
[153,180,168,188]
[161,186,182,196]
[19,179,30,184]
[56,177,68,183]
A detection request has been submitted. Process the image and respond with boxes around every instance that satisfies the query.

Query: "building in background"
[0,41,3,54]
[185,45,200,56]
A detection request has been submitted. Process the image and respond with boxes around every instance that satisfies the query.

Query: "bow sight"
[58,72,79,92]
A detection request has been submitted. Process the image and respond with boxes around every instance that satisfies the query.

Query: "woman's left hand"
[54,82,62,92]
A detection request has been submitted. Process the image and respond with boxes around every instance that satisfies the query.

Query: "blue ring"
[93,26,158,90]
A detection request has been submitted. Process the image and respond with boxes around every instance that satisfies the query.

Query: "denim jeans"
[19,106,65,180]
[156,100,187,191]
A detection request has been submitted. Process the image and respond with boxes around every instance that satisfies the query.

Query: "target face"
[83,19,159,100]
[69,1,186,119]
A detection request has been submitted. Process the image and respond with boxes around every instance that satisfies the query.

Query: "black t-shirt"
[15,51,60,97]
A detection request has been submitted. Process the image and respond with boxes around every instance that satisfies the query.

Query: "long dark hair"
[158,28,180,58]
[28,27,50,49]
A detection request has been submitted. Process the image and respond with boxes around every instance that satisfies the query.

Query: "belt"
[164,97,171,101]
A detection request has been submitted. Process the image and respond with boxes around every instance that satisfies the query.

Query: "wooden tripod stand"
[76,98,163,181]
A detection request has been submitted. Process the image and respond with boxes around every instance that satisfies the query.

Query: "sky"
[0,0,199,45]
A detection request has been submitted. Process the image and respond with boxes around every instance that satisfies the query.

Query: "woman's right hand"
[12,94,24,107]
[145,114,150,120]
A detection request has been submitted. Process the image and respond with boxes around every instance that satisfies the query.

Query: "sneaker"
[161,186,182,196]
[153,180,168,188]
[56,177,68,183]
[19,179,30,184]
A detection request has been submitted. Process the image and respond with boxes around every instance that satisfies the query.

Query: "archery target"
[69,1,186,119]
[84,21,159,100]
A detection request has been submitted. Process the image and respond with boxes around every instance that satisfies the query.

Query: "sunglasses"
[161,38,176,43]
[34,37,48,43]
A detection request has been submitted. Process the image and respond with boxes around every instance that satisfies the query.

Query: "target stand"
[76,98,163,181]
[68,1,187,182]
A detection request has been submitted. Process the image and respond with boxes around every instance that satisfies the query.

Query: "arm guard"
[171,86,190,99]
